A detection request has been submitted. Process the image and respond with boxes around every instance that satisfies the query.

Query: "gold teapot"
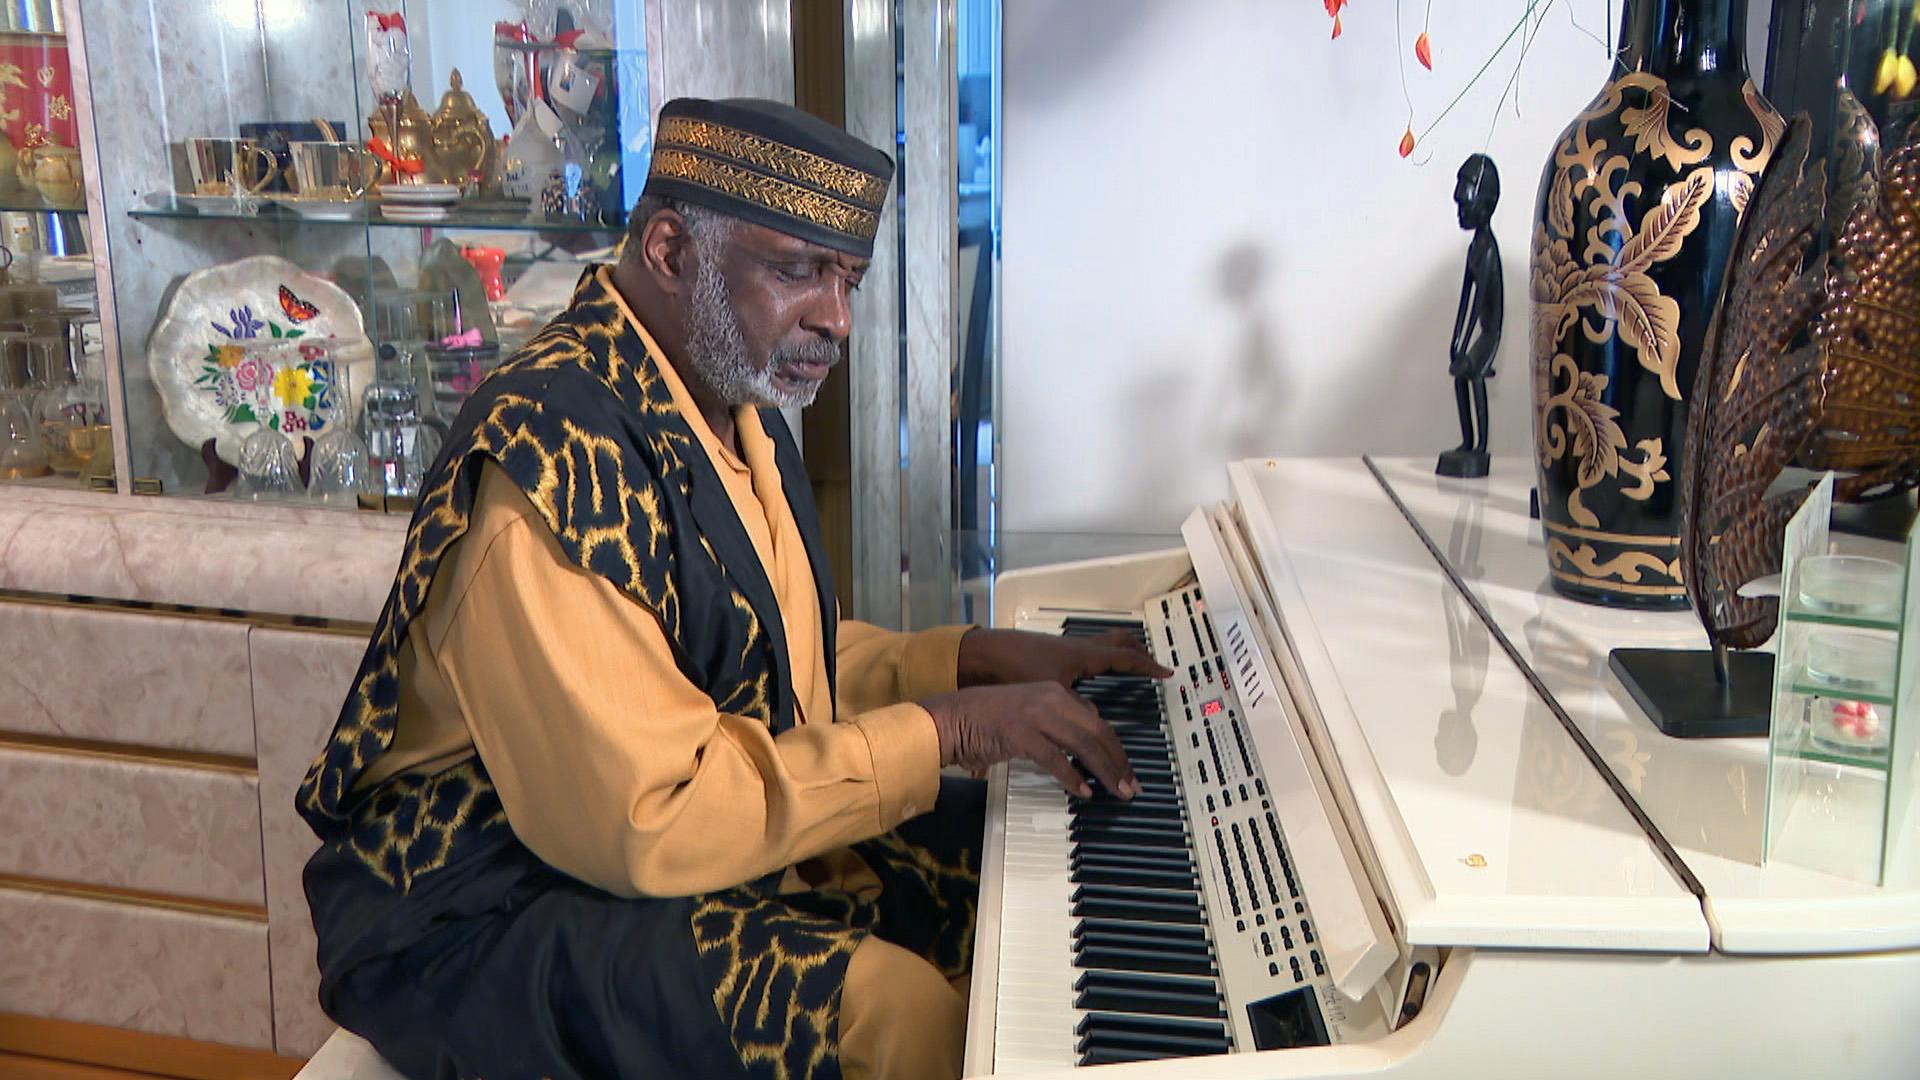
[368,90,447,185]
[429,69,499,193]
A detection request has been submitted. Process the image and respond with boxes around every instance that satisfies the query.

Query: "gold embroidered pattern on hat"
[650,148,880,241]
[657,115,889,207]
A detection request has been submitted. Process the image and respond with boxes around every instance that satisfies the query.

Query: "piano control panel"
[1144,586,1364,1048]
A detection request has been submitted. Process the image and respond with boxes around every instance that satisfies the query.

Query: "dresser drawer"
[0,886,272,1050]
[0,602,255,758]
[0,747,264,907]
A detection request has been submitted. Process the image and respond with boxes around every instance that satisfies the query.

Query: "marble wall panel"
[250,626,365,1058]
[844,0,903,628]
[0,886,272,1049]
[654,0,794,102]
[0,602,254,755]
[0,748,263,906]
[0,487,405,622]
[902,0,955,631]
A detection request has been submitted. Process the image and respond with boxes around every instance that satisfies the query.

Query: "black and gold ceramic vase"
[1530,0,1783,607]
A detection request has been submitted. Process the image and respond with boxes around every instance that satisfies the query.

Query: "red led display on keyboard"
[1202,699,1224,718]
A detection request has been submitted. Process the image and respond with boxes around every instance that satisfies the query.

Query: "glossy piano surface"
[1227,458,1707,952]
[1364,457,1920,955]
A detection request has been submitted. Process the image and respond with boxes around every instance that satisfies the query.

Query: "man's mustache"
[769,339,841,368]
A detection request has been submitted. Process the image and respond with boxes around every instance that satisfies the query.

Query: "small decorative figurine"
[1437,152,1501,480]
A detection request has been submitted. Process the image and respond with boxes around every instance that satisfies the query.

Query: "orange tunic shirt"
[359,270,967,897]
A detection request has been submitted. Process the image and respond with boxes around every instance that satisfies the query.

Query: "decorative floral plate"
[148,255,375,465]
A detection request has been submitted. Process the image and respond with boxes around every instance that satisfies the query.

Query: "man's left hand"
[957,627,1173,689]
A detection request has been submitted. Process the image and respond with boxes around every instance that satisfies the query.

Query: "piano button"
[1193,733,1202,749]
[1295,968,1306,984]
[1280,927,1294,948]
[1205,794,1214,811]
[1235,919,1245,932]
[1255,913,1265,927]
[1239,783,1249,801]
[1161,599,1170,617]
[1222,790,1232,808]
[1296,901,1306,914]
[1302,920,1314,943]
[1256,778,1267,796]
[1269,961,1280,976]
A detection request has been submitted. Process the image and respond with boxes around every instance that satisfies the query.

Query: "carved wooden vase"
[1530,0,1783,607]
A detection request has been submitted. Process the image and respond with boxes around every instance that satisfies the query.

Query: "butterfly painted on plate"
[278,284,320,324]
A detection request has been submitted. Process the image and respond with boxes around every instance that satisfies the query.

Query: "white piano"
[964,457,1920,1078]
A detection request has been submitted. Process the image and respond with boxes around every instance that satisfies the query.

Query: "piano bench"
[294,1030,408,1080]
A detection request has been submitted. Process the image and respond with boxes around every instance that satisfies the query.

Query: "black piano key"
[1075,914,1205,949]
[1072,895,1205,926]
[1070,839,1192,861]
[1071,851,1194,876]
[1075,917,1209,943]
[1075,1012,1232,1053]
[1075,857,1190,883]
[1077,1028,1233,1061]
[1075,985,1226,1019]
[1079,1045,1183,1066]
[1070,801,1182,824]
[1074,944,1215,977]
[1073,970,1224,1013]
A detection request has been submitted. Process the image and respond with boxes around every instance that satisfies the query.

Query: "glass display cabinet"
[0,4,103,493]
[61,0,788,505]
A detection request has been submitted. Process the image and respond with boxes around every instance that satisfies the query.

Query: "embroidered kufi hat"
[642,97,894,258]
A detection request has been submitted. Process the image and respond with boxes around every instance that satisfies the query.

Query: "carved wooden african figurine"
[1437,153,1501,480]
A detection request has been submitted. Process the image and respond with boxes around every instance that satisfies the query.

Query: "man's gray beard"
[683,242,839,410]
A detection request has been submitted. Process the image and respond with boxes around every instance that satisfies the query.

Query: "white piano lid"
[1225,458,1709,953]
[1367,456,1920,955]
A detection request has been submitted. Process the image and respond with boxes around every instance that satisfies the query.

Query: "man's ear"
[639,210,694,295]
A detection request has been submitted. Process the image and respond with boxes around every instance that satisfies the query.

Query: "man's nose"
[803,283,854,342]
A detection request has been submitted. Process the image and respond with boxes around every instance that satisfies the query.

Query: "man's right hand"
[919,682,1140,799]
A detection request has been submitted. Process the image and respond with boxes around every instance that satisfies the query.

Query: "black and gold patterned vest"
[295,269,838,892]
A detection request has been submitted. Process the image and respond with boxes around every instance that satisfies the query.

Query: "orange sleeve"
[422,468,941,898]
[835,619,972,715]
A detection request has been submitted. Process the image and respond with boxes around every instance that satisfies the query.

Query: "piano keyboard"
[986,590,1388,1072]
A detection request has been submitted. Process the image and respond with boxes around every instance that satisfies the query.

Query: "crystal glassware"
[307,353,374,507]
[229,340,304,501]
[361,345,445,500]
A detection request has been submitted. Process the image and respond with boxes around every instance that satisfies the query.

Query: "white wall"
[999,0,1622,533]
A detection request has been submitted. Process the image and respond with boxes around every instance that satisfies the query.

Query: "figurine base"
[1609,647,1774,739]
[1435,448,1490,479]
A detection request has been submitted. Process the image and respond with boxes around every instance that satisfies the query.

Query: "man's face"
[683,219,867,409]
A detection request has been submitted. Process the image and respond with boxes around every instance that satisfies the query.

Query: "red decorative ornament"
[1415,30,1432,70]
[1325,0,1347,39]
[1398,128,1416,157]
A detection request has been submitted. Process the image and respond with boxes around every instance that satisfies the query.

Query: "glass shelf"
[128,194,625,235]
[1788,676,1898,708]
[1784,603,1903,634]
[0,194,85,214]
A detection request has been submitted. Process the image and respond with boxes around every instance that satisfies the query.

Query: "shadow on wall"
[1215,242,1291,463]
[1302,256,1474,460]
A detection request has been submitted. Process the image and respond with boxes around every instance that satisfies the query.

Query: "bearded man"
[295,98,1164,1080]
